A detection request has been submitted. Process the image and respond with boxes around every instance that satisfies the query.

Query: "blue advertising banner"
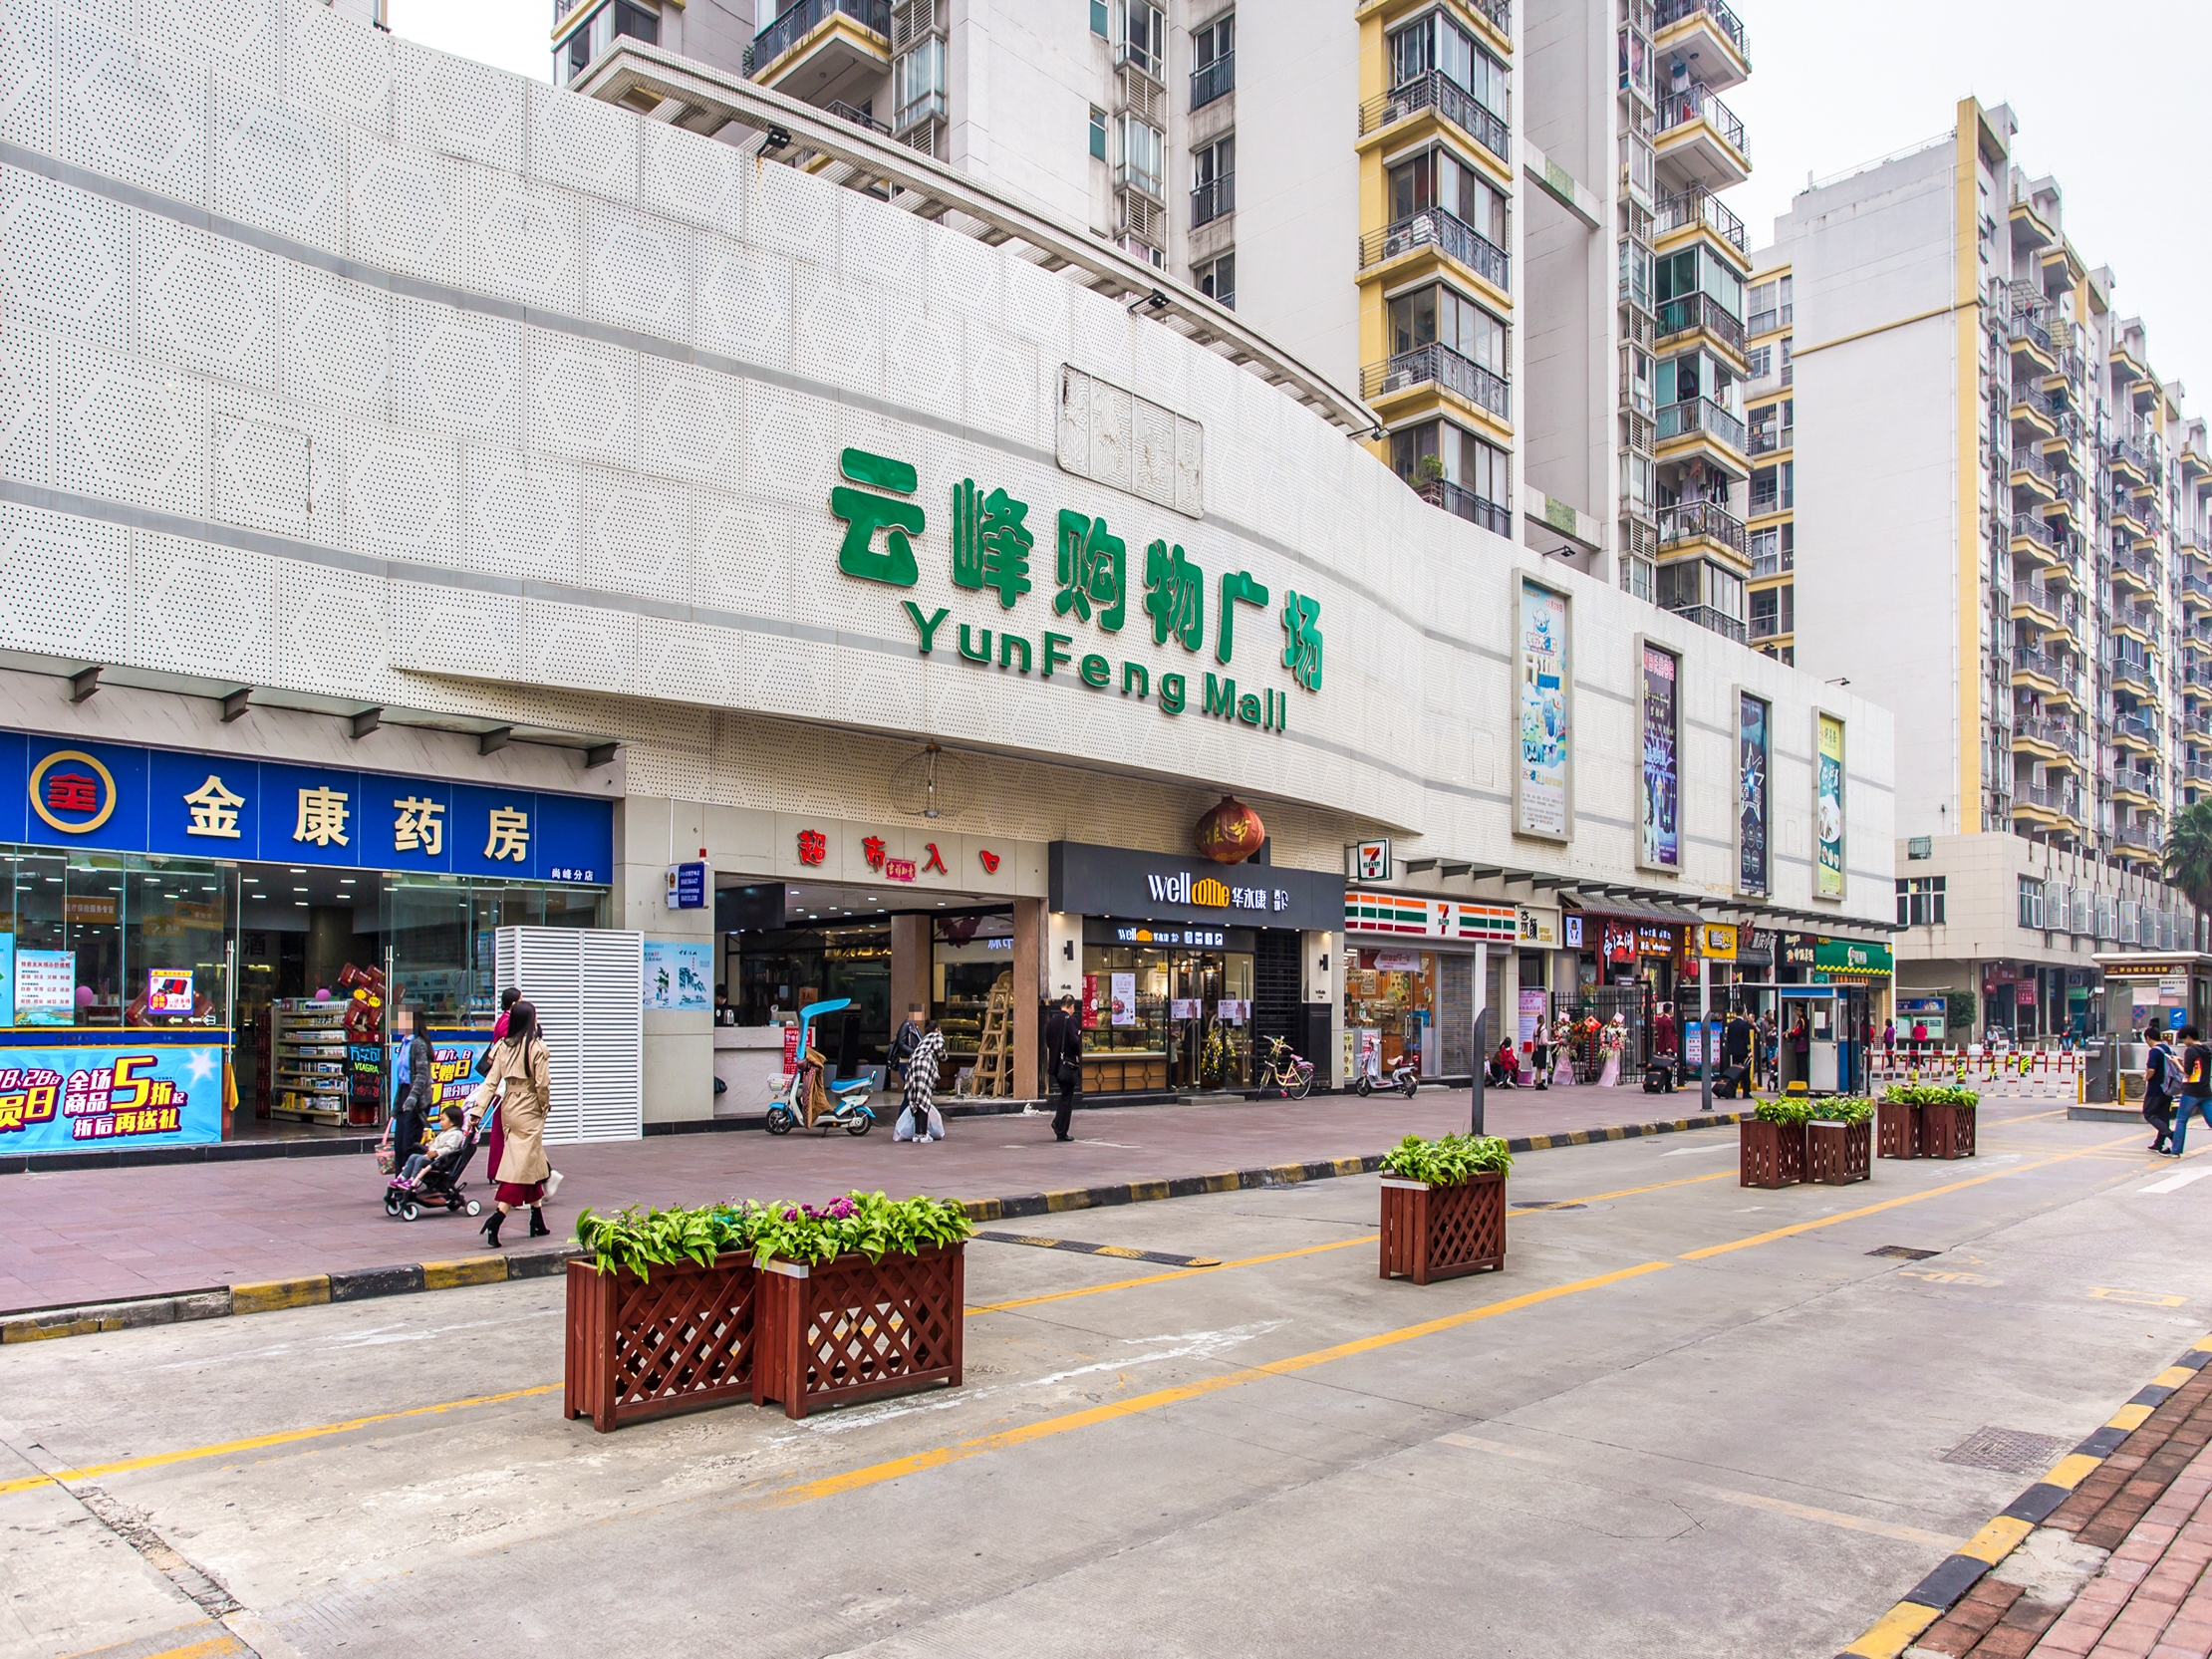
[0,1035,225,1151]
[0,729,612,882]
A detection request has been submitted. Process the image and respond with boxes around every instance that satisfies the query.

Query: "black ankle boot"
[529,1207,549,1238]
[481,1210,503,1248]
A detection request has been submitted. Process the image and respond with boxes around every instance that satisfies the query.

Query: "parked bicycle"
[1257,1034,1314,1100]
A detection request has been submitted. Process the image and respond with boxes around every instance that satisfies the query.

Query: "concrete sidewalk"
[0,1082,1731,1316]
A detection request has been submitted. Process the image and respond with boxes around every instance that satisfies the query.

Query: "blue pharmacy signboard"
[0,732,612,881]
[0,1033,225,1152]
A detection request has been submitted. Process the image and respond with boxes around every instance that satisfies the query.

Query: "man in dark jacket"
[1043,994,1082,1142]
[1721,1006,1755,1103]
[389,1001,433,1169]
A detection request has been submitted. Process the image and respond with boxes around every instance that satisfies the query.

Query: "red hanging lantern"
[1194,796,1265,865]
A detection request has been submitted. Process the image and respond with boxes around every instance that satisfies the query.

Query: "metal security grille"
[1252,930,1301,1061]
[495,926,644,1144]
[1578,983,1651,1076]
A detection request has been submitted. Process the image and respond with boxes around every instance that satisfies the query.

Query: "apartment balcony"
[2015,782,2085,826]
[1654,0,1751,87]
[2111,544,2159,592]
[2111,606,2154,644]
[2184,573,2212,613]
[1746,423,1792,456]
[1654,83,1749,191]
[1749,609,1789,642]
[2109,437,2152,487]
[2011,512,2063,558]
[1190,49,1233,111]
[1747,301,1793,338]
[2116,711,2160,750]
[743,0,890,83]
[2189,760,2212,785]
[1656,395,1749,467]
[2015,717,2083,762]
[2010,386,2058,439]
[1654,187,1750,261]
[1665,602,1750,644]
[1190,172,1234,229]
[2116,771,2164,808]
[1412,475,1512,536]
[2112,340,2148,385]
[2010,196,2058,250]
[2114,659,2156,695]
[2188,709,2212,740]
[2115,826,2162,864]
[1657,498,1750,562]
[2007,312,2058,374]
[1358,71,1510,171]
[1656,291,1748,361]
[1362,340,1511,424]
[2011,581,2065,631]
[2013,645,2064,691]
[1358,206,1510,298]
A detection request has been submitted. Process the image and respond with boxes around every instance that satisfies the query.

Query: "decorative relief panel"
[1055,363,1201,519]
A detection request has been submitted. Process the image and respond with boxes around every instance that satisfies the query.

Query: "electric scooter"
[1354,1048,1420,1098]
[763,997,877,1136]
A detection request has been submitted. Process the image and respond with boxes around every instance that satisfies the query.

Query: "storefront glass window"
[0,847,235,1030]
[934,913,1014,1086]
[1345,947,1438,1079]
[1080,942,1253,1091]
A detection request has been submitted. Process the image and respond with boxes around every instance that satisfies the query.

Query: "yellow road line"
[0,1383,559,1498]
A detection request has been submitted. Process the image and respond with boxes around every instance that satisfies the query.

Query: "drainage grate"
[1941,1426,2074,1478]
[1868,1245,1942,1260]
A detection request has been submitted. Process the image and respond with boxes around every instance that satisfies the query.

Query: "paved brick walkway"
[0,1081,1734,1314]
[1910,1367,2212,1659]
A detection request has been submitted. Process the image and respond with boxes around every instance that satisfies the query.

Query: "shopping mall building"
[0,0,1895,1158]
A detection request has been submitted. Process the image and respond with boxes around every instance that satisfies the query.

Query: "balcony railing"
[2110,436,2153,476]
[1749,609,1787,640]
[1359,71,1511,165]
[2117,771,2163,801]
[1656,84,1747,157]
[2010,446,2054,483]
[2116,827,2162,857]
[2115,659,2155,692]
[2113,545,2160,585]
[1656,290,1746,355]
[1654,187,1748,254]
[1658,498,1749,556]
[1665,602,1750,644]
[2190,761,2212,784]
[1191,50,1233,111]
[2016,579,2063,618]
[2016,716,2082,756]
[1656,0,1750,62]
[2019,782,2084,818]
[2007,312,2054,354]
[746,0,889,76]
[1657,396,1748,453]
[1412,475,1512,536]
[2014,646,2061,682]
[1747,425,1784,455]
[1191,173,1234,228]
[2012,513,2060,553]
[2117,712,2159,744]
[1359,206,1510,290]
[821,98,890,136]
[2185,573,2212,605]
[1361,341,1511,420]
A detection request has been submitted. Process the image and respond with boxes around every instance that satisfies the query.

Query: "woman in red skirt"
[466,998,553,1247]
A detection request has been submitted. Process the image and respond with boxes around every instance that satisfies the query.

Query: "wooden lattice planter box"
[1923,1101,1977,1160]
[1876,1099,1923,1160]
[1378,1172,1506,1284]
[753,1243,966,1421]
[1740,1119,1806,1189]
[1806,1120,1871,1186]
[564,1254,757,1434]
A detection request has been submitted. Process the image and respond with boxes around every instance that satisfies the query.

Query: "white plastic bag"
[926,1105,946,1141]
[894,1106,916,1141]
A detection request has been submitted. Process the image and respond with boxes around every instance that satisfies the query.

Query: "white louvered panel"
[496,927,640,1145]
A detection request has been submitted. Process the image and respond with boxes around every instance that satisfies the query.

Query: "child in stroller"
[385,1105,483,1222]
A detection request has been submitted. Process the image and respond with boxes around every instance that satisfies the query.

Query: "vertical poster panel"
[1638,641,1680,870]
[1814,711,1847,899]
[1515,578,1571,839]
[1737,690,1770,896]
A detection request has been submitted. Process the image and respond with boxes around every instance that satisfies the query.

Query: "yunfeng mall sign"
[829,448,1322,734]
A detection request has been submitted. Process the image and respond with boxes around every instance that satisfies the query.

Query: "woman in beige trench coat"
[466,998,554,1248]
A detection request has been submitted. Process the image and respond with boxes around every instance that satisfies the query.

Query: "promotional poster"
[1739,691,1770,896]
[1517,580,1569,837]
[1815,712,1847,899]
[1640,644,1680,869]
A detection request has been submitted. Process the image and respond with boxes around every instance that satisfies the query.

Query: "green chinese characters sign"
[830,448,1321,732]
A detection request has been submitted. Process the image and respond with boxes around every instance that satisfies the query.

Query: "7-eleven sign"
[1348,839,1391,882]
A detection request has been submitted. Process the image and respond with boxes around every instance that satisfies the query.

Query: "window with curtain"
[1387,283,1507,376]
[1387,146,1507,246]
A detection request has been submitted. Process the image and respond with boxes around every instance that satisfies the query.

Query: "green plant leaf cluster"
[576,1191,974,1278]
[1753,1097,1817,1127]
[1378,1131,1513,1186]
[1882,1083,1979,1108]
[1809,1096,1873,1125]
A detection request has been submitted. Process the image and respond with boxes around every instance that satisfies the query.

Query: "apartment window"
[1191,134,1234,226]
[1117,113,1163,198]
[893,35,946,132]
[1389,284,1507,374]
[1388,10,1508,119]
[561,0,657,82]
[1746,345,1772,380]
[2019,876,2046,931]
[1656,245,1745,322]
[1119,0,1164,77]
[1088,106,1107,161]
[1195,251,1235,309]
[1388,146,1507,248]
[1896,876,1947,927]
[1658,559,1747,629]
[1749,522,1793,575]
[1391,418,1510,533]
[1749,582,1792,640]
[1090,0,1108,37]
[1750,461,1792,516]
[1620,450,1654,515]
[1192,12,1234,110]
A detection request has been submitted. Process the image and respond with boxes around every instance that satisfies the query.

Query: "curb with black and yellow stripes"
[1834,1332,2212,1659]
[0,1110,1745,1344]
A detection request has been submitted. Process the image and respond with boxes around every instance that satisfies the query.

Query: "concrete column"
[1498,948,1520,1069]
[1013,898,1043,1100]
[618,795,712,1126]
[1046,911,1083,1001]
[1305,928,1340,1087]
[890,913,931,1024]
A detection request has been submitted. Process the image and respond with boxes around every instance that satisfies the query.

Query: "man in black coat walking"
[1043,994,1082,1142]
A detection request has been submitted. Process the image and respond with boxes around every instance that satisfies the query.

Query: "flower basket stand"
[1378,1171,1506,1284]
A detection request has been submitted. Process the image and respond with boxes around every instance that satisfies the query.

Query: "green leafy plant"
[1753,1097,1817,1127]
[1882,1083,1979,1108]
[576,1191,974,1276]
[1810,1096,1873,1125]
[1379,1131,1513,1185]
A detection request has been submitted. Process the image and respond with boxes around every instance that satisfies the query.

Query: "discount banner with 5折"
[0,1043,224,1151]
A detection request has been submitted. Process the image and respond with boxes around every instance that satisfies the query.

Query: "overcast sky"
[397,0,2212,396]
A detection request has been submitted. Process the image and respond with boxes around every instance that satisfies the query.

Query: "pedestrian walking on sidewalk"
[2143,1028,2178,1154]
[467,998,554,1245]
[901,1018,947,1143]
[889,1004,925,1092]
[387,999,433,1174]
[1045,993,1082,1142]
[2166,1025,2211,1158]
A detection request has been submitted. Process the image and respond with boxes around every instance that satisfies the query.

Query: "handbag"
[474,1042,496,1079]
[1056,1057,1078,1088]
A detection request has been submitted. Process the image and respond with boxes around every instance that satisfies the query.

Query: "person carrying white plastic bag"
[900,1018,948,1144]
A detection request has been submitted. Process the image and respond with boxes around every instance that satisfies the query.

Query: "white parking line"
[1660,1141,1740,1157]
[2139,1167,2212,1195]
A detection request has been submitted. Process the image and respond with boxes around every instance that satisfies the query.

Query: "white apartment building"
[551,0,1760,636]
[1760,99,2212,1042]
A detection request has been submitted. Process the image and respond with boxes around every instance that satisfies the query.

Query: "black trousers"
[2145,1092,2174,1145]
[1051,1071,1079,1138]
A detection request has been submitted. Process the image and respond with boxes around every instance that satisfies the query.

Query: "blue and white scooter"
[764,996,877,1136]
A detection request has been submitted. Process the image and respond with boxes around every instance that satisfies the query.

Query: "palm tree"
[2161,800,2212,921]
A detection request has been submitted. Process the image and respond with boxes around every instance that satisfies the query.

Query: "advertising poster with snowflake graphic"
[0,1038,224,1151]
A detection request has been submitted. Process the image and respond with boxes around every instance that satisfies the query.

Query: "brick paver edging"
[0,1111,1744,1345]
[1833,1332,2212,1658]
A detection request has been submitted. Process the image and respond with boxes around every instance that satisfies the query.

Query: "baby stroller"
[383,1121,484,1222]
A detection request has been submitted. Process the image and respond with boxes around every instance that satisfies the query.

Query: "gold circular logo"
[29,749,117,834]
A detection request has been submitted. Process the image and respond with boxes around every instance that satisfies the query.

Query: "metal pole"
[1699,966,1713,1114]
[1471,1005,1487,1137]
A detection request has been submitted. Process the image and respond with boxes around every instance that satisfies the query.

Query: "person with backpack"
[2143,1028,2178,1154]
[2168,1025,2212,1158]
[888,1004,925,1091]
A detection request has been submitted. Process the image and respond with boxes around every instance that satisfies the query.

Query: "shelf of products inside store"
[270,997,348,1123]
[936,996,988,1080]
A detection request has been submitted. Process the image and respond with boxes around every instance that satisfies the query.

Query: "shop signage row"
[1053,843,1344,934]
[1343,890,1519,945]
[0,732,613,882]
[0,1034,223,1152]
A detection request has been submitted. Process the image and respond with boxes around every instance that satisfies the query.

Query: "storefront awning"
[1565,893,1703,928]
